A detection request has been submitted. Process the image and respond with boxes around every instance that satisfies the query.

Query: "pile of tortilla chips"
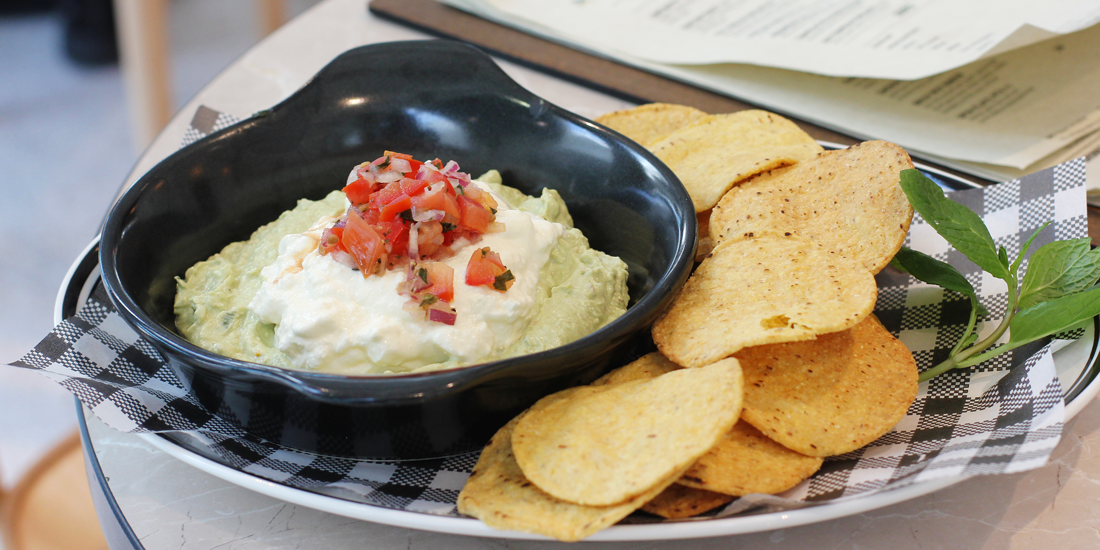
[456,104,920,541]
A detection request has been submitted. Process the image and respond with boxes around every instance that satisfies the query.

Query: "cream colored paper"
[442,0,1100,188]
[473,0,1100,80]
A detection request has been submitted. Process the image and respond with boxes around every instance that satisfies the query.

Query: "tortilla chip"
[648,111,823,213]
[652,236,877,368]
[595,103,708,148]
[640,484,735,519]
[677,421,823,496]
[591,353,822,499]
[709,140,914,274]
[512,358,743,506]
[737,315,918,457]
[457,390,681,542]
[591,351,681,386]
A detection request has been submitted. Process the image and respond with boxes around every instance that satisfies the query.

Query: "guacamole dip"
[174,168,629,375]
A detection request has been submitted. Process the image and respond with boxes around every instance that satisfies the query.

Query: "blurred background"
[0,0,319,521]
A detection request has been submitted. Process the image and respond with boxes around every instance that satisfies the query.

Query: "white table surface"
[86,0,1100,547]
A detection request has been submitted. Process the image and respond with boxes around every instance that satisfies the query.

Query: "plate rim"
[57,233,1100,541]
[57,154,1100,540]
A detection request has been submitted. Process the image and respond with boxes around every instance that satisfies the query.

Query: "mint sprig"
[892,169,1100,383]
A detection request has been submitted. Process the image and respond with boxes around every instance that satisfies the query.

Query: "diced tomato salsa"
[466,247,514,291]
[318,151,512,323]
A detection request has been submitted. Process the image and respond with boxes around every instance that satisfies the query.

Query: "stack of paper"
[443,0,1100,199]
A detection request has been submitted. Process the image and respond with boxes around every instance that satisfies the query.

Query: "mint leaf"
[1018,238,1100,310]
[898,169,1100,383]
[1008,285,1100,347]
[890,247,988,316]
[1011,223,1048,275]
[899,169,1010,280]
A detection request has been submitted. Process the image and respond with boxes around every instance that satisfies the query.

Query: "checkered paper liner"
[8,107,1090,522]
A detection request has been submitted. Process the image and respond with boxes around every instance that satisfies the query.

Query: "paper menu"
[652,26,1100,169]
[441,0,1100,192]
[474,0,1100,79]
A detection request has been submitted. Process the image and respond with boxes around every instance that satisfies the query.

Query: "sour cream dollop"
[248,185,565,373]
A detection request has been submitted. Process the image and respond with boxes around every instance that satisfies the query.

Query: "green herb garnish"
[891,169,1100,382]
[493,270,515,291]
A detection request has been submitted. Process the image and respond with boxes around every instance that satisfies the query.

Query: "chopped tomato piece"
[419,262,454,302]
[400,177,429,196]
[374,220,408,258]
[458,194,492,233]
[318,226,345,255]
[466,247,512,291]
[374,181,405,205]
[342,212,386,276]
[379,194,411,222]
[343,178,375,204]
[412,186,461,219]
[476,191,498,212]
[465,252,497,286]
[358,206,380,225]
[384,151,414,162]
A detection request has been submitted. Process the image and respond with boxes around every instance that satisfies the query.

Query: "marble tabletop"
[84,0,1100,547]
[84,394,1100,549]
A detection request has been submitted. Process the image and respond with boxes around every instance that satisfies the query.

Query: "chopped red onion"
[415,163,435,179]
[375,170,403,183]
[428,307,457,325]
[408,222,420,260]
[412,208,445,223]
[330,250,356,269]
[356,166,376,184]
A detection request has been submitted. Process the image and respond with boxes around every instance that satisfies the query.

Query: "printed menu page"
[442,0,1100,190]
[658,26,1100,169]
[467,0,1100,79]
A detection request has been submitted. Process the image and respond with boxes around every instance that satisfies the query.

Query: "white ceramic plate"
[58,227,1100,541]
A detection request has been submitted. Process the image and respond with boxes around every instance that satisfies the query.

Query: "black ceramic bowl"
[99,40,694,460]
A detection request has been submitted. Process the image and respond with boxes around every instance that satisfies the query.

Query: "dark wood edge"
[1089,206,1100,247]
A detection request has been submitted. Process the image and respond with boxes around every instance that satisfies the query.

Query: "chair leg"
[113,0,173,151]
[0,432,108,550]
[258,0,286,36]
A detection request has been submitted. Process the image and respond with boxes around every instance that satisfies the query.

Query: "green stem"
[919,277,1019,383]
[961,281,1017,359]
[950,302,980,357]
[918,356,958,382]
[956,343,1017,369]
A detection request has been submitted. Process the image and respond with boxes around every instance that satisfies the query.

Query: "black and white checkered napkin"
[7,107,1089,521]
